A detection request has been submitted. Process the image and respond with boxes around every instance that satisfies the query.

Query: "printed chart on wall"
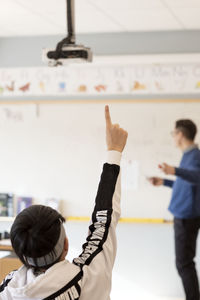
[0,56,200,97]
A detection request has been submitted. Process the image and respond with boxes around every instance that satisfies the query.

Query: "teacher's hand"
[158,163,175,175]
[148,177,164,186]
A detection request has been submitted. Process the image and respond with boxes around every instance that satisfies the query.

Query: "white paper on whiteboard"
[121,159,139,191]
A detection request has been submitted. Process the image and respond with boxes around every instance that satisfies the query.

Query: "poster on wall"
[0,61,200,97]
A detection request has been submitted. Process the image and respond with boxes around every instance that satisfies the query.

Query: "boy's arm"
[73,106,127,299]
[73,150,121,266]
[73,151,121,299]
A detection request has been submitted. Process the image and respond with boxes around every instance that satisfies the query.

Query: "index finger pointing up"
[105,105,112,127]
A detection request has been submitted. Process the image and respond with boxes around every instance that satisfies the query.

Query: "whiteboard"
[0,100,199,219]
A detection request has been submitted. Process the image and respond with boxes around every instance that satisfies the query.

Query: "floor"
[65,221,200,300]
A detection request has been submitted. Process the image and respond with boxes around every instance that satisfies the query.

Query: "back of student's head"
[175,119,197,141]
[10,205,65,270]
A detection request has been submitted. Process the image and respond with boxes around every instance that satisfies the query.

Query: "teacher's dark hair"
[176,119,197,141]
[10,205,65,270]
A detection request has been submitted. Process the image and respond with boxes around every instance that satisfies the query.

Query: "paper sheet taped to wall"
[121,159,139,191]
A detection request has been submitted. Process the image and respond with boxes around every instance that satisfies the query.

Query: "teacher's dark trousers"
[174,217,200,300]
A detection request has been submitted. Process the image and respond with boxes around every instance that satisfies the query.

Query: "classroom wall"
[1,30,200,68]
[0,100,199,219]
[0,31,200,220]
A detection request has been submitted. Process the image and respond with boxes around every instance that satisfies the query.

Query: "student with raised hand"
[0,105,128,300]
[149,119,200,300]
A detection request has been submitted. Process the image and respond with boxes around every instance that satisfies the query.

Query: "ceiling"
[0,0,200,37]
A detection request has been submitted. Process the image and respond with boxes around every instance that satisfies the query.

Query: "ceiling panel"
[0,0,200,36]
[76,0,124,32]
[15,0,65,12]
[97,9,182,31]
[88,0,164,10]
[0,0,28,20]
[164,0,200,8]
[170,7,200,29]
[0,0,65,36]
[10,0,69,29]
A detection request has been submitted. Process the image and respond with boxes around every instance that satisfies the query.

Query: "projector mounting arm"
[66,0,75,44]
[44,0,92,65]
[53,0,75,58]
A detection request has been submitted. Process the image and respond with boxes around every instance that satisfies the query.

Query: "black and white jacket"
[0,151,121,300]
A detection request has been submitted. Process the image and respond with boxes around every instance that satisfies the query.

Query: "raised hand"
[105,105,128,153]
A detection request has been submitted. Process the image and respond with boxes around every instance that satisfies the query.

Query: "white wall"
[0,101,199,219]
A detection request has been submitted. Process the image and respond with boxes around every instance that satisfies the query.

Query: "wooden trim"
[0,98,199,105]
[0,245,12,251]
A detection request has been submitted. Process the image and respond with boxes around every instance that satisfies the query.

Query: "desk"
[0,255,22,282]
[0,245,12,251]
[0,240,21,282]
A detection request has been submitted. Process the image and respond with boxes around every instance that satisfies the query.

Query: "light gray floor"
[66,221,200,300]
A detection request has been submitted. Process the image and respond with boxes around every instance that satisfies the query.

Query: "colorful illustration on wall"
[132,81,147,91]
[155,81,164,91]
[94,84,107,92]
[6,81,15,92]
[39,81,45,92]
[196,81,200,89]
[59,82,66,92]
[0,61,199,97]
[19,82,30,92]
[77,85,87,93]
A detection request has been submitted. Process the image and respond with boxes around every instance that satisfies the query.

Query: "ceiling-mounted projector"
[43,0,93,66]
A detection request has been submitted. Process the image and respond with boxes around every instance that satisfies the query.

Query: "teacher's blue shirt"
[164,145,200,219]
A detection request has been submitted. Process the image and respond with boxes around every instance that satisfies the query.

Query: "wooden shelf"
[0,244,12,251]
